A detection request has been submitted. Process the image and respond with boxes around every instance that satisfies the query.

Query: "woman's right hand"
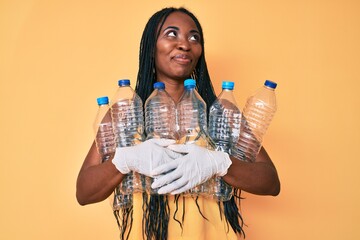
[112,138,181,176]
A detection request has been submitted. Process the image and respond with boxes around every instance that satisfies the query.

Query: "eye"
[189,34,201,42]
[166,30,177,37]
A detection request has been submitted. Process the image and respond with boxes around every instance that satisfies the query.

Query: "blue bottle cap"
[97,96,109,105]
[264,80,277,89]
[184,79,196,88]
[222,81,234,90]
[153,82,165,89]
[118,79,131,86]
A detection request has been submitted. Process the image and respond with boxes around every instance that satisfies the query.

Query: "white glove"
[151,143,232,195]
[112,138,181,176]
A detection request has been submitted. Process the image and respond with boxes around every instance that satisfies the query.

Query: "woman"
[76,7,280,240]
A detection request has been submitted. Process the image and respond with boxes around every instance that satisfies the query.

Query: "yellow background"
[1,0,359,239]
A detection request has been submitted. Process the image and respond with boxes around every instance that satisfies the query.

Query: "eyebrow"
[163,26,200,35]
[164,26,179,31]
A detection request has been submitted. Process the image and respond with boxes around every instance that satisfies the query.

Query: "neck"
[158,79,185,103]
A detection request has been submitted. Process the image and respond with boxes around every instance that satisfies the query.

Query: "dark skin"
[76,11,280,206]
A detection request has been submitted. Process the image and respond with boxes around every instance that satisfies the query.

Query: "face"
[155,11,202,82]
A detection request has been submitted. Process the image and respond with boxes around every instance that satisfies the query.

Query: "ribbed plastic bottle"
[177,79,209,145]
[111,79,145,193]
[231,80,277,162]
[93,96,132,209]
[145,82,177,140]
[177,79,215,197]
[144,82,177,194]
[208,81,241,201]
[93,96,116,163]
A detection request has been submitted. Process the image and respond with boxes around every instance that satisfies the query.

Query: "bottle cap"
[184,79,196,88]
[153,82,165,89]
[118,79,131,86]
[222,81,234,90]
[264,80,277,89]
[97,96,109,105]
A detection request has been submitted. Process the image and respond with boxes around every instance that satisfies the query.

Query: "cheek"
[155,43,171,65]
[156,40,172,54]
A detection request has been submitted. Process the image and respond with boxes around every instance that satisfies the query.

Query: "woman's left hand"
[151,143,232,194]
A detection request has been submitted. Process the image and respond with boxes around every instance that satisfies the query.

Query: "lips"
[172,54,191,64]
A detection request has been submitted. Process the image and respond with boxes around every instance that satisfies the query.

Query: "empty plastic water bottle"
[177,79,215,197]
[145,82,177,140]
[144,82,177,194]
[208,81,241,201]
[111,79,145,194]
[177,79,210,146]
[209,81,241,152]
[93,96,116,163]
[231,80,277,162]
[111,79,144,147]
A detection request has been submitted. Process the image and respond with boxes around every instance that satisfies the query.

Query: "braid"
[135,8,174,103]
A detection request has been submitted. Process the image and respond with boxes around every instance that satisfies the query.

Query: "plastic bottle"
[144,82,177,194]
[93,96,116,163]
[208,81,241,201]
[145,82,177,140]
[177,79,215,197]
[93,96,132,209]
[231,80,277,162]
[209,81,241,152]
[177,79,210,146]
[111,79,145,194]
[111,79,144,147]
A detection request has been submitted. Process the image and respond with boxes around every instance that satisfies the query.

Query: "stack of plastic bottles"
[91,78,278,203]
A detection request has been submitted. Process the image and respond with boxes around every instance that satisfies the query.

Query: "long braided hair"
[130,7,244,239]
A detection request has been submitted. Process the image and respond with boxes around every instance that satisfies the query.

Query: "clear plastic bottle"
[208,81,241,201]
[111,79,144,147]
[209,81,241,152]
[177,79,209,146]
[145,82,177,140]
[231,80,277,162]
[93,96,132,209]
[144,82,177,194]
[177,79,215,197]
[93,96,116,163]
[111,79,145,193]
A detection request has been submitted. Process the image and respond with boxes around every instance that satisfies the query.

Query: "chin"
[174,75,192,81]
[173,71,193,80]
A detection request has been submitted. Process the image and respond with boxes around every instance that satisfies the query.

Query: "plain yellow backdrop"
[1,0,360,239]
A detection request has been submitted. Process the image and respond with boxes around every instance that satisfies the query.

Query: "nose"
[177,37,190,51]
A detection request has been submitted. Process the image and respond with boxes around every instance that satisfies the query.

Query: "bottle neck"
[182,87,196,97]
[219,89,238,105]
[185,86,195,91]
[264,85,275,91]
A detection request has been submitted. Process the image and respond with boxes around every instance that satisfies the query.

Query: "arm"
[76,138,179,205]
[223,146,280,196]
[76,141,124,205]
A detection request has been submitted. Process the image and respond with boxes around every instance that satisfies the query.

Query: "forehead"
[160,11,199,31]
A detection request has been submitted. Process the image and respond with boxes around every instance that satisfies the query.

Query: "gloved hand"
[151,143,232,195]
[112,138,181,176]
